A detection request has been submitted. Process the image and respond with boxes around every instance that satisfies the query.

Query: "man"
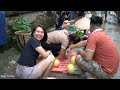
[101,11,108,22]
[67,16,119,79]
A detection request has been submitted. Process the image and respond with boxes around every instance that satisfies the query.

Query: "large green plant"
[12,16,31,32]
[11,16,31,48]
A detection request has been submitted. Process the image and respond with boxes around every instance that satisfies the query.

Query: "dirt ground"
[2,64,82,79]
[0,48,82,79]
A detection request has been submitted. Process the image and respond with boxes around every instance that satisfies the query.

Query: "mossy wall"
[0,11,56,53]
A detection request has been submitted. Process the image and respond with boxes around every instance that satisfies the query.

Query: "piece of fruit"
[67,64,75,74]
[70,56,76,65]
[53,59,60,68]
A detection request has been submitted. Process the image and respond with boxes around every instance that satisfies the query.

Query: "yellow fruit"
[67,64,75,74]
[70,56,76,65]
[54,59,60,68]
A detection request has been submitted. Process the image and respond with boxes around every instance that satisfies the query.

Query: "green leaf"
[12,16,31,32]
[76,30,83,38]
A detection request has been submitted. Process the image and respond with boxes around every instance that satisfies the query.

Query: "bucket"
[15,30,31,51]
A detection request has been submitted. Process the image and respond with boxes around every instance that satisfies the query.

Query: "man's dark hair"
[31,24,47,42]
[90,16,103,26]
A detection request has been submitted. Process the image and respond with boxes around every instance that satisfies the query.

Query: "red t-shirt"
[86,30,119,74]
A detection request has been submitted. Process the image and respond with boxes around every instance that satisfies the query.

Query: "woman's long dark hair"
[31,24,47,42]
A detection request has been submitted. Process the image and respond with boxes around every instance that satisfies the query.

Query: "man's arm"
[78,48,94,62]
[68,40,87,50]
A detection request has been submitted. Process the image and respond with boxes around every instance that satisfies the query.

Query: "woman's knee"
[47,54,55,63]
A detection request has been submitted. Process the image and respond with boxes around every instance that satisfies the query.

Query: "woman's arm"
[41,41,61,51]
[59,47,66,56]
[35,46,51,58]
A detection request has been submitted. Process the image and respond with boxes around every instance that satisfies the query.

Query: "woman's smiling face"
[33,26,44,40]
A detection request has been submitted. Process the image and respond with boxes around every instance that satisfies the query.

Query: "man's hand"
[77,49,82,55]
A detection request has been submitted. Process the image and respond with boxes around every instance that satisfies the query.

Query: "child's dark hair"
[69,33,80,44]
[31,24,47,42]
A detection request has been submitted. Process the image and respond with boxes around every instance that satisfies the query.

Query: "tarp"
[51,50,83,75]
[0,11,7,45]
[52,50,77,73]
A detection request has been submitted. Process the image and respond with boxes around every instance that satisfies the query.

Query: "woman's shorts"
[16,64,41,79]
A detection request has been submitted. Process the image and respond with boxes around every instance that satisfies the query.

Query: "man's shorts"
[77,56,115,79]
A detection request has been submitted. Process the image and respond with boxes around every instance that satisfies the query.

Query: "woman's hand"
[66,45,73,54]
[66,47,71,55]
[46,50,52,55]
[66,45,73,58]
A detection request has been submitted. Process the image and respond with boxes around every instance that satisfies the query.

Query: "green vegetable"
[76,30,83,38]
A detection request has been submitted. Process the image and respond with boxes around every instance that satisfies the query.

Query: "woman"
[16,25,55,79]
[41,29,81,59]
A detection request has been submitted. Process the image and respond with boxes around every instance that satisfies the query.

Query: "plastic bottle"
[69,24,74,31]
